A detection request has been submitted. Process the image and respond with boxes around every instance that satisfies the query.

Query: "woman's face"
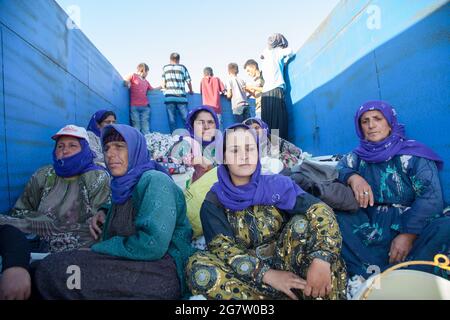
[98,115,116,130]
[193,111,217,142]
[360,110,391,142]
[248,122,264,138]
[55,136,82,159]
[225,129,258,180]
[104,141,129,177]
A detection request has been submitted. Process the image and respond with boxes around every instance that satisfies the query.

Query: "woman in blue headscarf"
[335,101,450,280]
[168,105,221,183]
[186,124,347,300]
[0,124,110,253]
[34,124,194,299]
[86,109,117,164]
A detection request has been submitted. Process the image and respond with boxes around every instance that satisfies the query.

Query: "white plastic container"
[353,269,450,300]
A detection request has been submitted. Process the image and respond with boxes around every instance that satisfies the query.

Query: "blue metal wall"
[0,0,129,212]
[285,0,450,203]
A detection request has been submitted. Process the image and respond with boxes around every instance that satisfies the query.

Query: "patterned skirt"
[261,87,289,141]
[186,214,348,300]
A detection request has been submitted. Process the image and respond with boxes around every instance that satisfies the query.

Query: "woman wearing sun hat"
[0,124,110,253]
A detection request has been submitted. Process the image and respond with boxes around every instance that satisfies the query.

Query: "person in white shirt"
[260,33,294,141]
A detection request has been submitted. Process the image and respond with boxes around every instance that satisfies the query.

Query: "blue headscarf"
[53,139,104,177]
[87,110,116,137]
[102,124,170,204]
[185,105,220,147]
[211,123,304,211]
[353,101,443,170]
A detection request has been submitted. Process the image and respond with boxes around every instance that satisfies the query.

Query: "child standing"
[124,63,159,135]
[200,67,225,130]
[244,59,264,119]
[226,63,251,123]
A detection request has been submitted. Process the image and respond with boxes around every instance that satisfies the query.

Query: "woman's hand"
[0,267,31,300]
[262,269,306,300]
[304,258,332,298]
[89,210,106,240]
[347,174,374,208]
[389,233,417,264]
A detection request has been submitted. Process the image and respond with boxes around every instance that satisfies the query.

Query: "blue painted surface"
[0,0,129,212]
[0,24,9,208]
[286,0,450,203]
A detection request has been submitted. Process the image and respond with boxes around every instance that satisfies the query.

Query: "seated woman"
[186,124,347,300]
[86,109,117,164]
[243,117,302,172]
[335,101,450,279]
[34,124,195,299]
[0,125,110,253]
[168,105,221,183]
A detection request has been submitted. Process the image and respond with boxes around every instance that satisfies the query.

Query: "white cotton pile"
[191,236,207,251]
[346,275,366,300]
[145,132,180,159]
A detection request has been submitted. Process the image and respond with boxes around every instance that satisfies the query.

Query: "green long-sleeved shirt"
[91,170,195,296]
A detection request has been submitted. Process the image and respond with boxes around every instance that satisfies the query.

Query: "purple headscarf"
[102,124,170,204]
[211,123,305,211]
[185,105,220,147]
[353,101,443,170]
[87,110,116,137]
[243,117,271,135]
[53,138,104,177]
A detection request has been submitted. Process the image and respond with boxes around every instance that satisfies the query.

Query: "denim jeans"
[233,105,251,124]
[166,102,188,133]
[130,105,151,135]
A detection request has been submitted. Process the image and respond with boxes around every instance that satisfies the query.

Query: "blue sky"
[56,0,340,91]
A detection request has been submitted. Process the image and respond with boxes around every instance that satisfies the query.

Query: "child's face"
[138,69,148,78]
[245,65,257,78]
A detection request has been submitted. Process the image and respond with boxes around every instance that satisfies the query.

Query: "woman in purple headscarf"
[335,101,450,281]
[186,124,347,300]
[168,105,221,183]
[86,109,117,164]
[244,117,303,171]
[34,124,194,299]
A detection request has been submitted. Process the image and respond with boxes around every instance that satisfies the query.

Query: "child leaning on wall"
[225,63,251,123]
[200,67,225,130]
[124,63,161,135]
